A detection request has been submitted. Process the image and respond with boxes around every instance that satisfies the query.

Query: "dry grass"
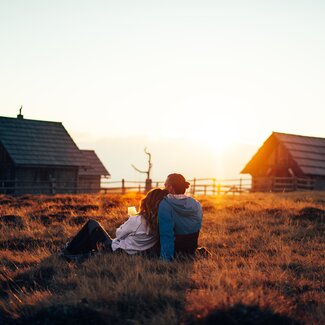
[0,192,324,324]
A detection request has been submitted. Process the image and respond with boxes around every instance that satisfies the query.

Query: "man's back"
[158,194,202,260]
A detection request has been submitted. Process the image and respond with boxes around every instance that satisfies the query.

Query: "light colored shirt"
[111,215,157,254]
[167,194,188,200]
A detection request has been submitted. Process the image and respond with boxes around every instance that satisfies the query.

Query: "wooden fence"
[0,178,247,195]
[258,177,315,192]
[0,180,96,195]
[100,178,252,195]
[0,176,316,195]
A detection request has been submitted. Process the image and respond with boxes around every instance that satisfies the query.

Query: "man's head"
[164,173,190,194]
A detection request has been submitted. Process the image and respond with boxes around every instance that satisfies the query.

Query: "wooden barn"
[241,132,325,192]
[0,115,110,195]
[78,150,109,193]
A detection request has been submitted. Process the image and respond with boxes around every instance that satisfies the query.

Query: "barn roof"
[241,132,325,176]
[0,116,85,167]
[79,150,110,176]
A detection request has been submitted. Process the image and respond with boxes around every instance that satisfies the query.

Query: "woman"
[61,188,168,260]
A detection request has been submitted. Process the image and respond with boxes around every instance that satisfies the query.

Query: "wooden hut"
[78,150,110,193]
[0,115,109,195]
[241,132,325,192]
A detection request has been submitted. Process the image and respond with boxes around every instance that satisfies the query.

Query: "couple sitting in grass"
[62,173,203,261]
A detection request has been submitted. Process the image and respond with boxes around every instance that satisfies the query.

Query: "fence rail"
[0,180,98,195]
[267,177,314,192]
[0,176,317,195]
[251,176,316,192]
[0,178,251,195]
[100,178,252,195]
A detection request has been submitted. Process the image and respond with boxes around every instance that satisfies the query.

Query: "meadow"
[0,192,324,324]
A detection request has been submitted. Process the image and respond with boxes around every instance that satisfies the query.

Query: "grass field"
[0,192,324,324]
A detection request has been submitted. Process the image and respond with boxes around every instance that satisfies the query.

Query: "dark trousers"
[65,219,113,254]
[175,231,199,255]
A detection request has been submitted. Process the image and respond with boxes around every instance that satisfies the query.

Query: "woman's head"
[164,173,190,194]
[139,188,169,233]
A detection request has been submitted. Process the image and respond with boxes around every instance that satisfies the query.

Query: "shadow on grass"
[15,304,112,325]
[0,255,64,300]
[0,251,197,324]
[188,304,300,325]
[0,215,25,229]
[0,237,64,251]
[291,207,325,223]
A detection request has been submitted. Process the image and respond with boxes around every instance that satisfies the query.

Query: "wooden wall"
[78,175,101,193]
[0,144,14,180]
[252,143,301,178]
[314,177,325,191]
[14,167,78,195]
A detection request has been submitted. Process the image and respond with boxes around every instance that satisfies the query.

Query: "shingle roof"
[0,116,85,167]
[274,132,325,176]
[79,150,110,176]
[241,132,325,176]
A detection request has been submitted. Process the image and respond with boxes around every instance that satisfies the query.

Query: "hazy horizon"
[75,133,257,182]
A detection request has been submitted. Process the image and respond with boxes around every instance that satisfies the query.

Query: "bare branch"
[144,147,151,158]
[131,147,153,180]
[131,164,147,174]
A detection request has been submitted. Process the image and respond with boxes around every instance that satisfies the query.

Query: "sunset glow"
[187,120,239,154]
[1,1,325,180]
[1,3,324,323]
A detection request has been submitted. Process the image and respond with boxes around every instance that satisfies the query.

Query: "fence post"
[239,178,242,194]
[204,185,207,196]
[212,178,216,195]
[122,179,125,194]
[138,184,141,193]
[217,183,221,195]
[156,182,159,187]
[192,178,196,195]
[145,179,152,193]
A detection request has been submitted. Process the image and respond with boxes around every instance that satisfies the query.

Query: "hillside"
[0,192,324,324]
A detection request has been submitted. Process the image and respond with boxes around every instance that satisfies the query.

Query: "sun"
[187,121,238,155]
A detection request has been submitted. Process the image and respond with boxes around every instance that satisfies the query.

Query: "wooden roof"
[241,132,325,176]
[0,116,85,167]
[79,150,110,176]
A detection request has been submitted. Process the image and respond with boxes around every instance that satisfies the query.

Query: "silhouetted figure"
[159,173,203,261]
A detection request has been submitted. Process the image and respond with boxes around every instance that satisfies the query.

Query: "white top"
[167,194,188,199]
[111,215,157,254]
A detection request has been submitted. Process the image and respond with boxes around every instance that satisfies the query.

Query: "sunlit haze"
[1,1,325,181]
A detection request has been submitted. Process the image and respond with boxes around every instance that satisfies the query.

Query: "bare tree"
[131,147,152,192]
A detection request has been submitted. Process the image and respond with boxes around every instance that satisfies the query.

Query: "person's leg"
[140,242,160,259]
[88,223,113,252]
[64,220,93,254]
[65,219,112,254]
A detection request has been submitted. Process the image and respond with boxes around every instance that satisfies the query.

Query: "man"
[158,173,203,261]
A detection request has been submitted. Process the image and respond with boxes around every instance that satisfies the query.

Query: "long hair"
[138,188,168,233]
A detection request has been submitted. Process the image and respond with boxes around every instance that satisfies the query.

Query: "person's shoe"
[60,248,93,262]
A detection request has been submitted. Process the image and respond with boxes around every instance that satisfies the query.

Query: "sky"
[1,1,325,181]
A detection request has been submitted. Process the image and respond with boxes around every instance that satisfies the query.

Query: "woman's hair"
[138,188,169,233]
[167,173,190,194]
